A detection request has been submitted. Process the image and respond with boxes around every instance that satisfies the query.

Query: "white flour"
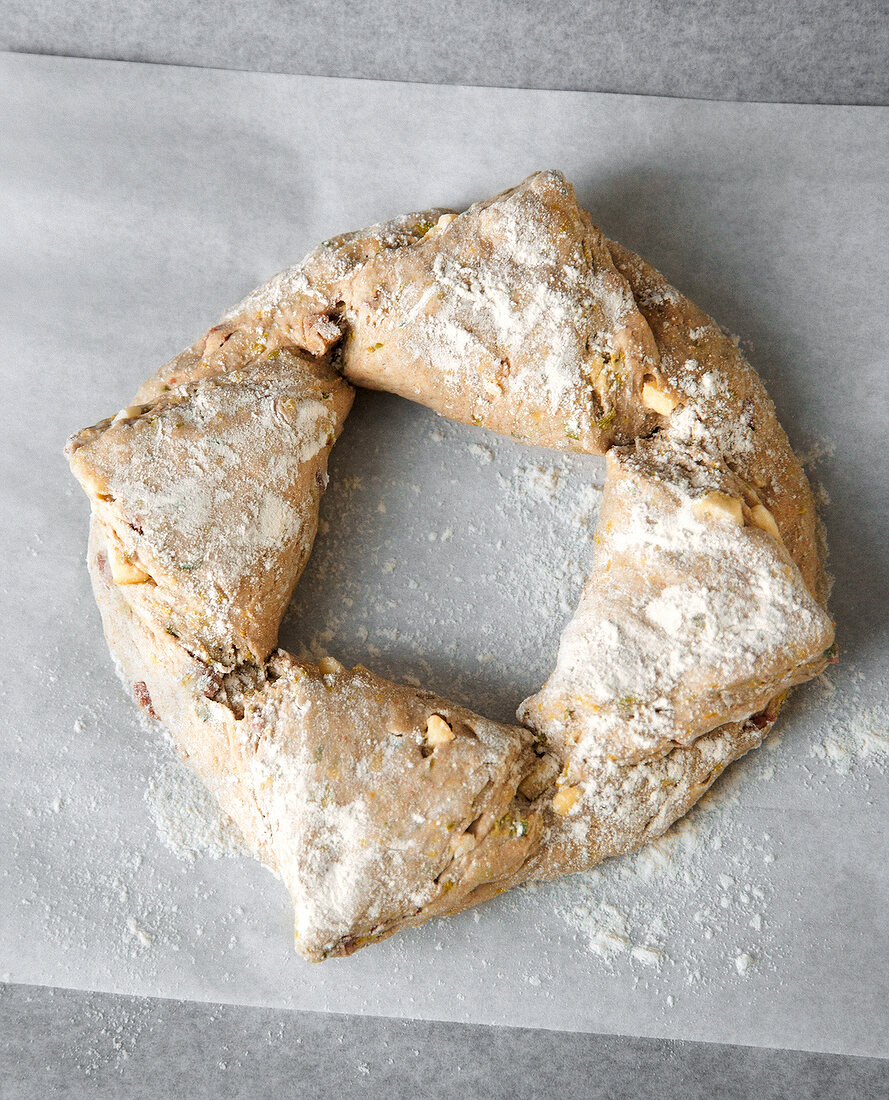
[140,417,883,1004]
[385,173,647,424]
[145,757,248,863]
[534,783,777,991]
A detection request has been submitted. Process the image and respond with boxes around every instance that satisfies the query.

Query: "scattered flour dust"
[537,791,777,991]
[807,667,889,775]
[539,648,887,999]
[141,418,602,858]
[145,755,248,863]
[526,430,886,998]
[137,421,886,1005]
[115,658,249,865]
[795,435,887,775]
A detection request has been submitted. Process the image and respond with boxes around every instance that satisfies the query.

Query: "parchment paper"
[1,53,887,1056]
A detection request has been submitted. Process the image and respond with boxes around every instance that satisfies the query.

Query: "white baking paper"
[1,53,887,1056]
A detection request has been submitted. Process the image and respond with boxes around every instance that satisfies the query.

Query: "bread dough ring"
[66,171,835,960]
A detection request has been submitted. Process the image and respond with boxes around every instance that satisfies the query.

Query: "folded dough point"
[519,443,835,767]
[67,351,353,667]
[337,170,662,454]
[245,655,543,959]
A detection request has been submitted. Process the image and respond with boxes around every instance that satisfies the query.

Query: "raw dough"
[67,171,835,960]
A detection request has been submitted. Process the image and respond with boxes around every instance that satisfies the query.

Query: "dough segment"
[68,351,352,667]
[518,441,834,767]
[67,170,835,959]
[337,171,662,453]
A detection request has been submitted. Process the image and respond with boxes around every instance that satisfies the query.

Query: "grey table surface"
[3,982,889,1099]
[3,0,889,105]
[2,1,888,1096]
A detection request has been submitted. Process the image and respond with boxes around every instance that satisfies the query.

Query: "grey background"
[3,0,889,105]
[3,982,889,1099]
[2,0,888,1095]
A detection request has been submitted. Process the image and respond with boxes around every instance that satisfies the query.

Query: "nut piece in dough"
[450,834,478,859]
[425,714,455,746]
[693,491,745,526]
[112,405,146,424]
[749,502,782,540]
[641,379,679,415]
[107,537,151,585]
[552,785,582,816]
[517,752,560,801]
